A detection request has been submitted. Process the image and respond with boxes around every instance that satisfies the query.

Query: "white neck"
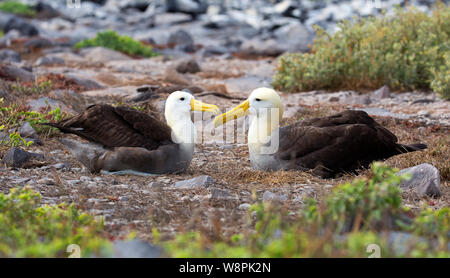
[165,111,196,145]
[248,110,280,155]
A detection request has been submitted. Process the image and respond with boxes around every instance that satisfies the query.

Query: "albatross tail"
[398,143,428,153]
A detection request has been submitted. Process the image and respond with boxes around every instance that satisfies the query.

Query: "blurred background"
[1,0,446,57]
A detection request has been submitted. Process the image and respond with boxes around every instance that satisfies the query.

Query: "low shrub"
[430,52,450,99]
[0,187,111,257]
[272,3,450,100]
[0,98,70,137]
[74,30,159,58]
[0,1,35,17]
[163,163,449,258]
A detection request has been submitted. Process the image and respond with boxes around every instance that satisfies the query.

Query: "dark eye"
[180,97,185,101]
[255,98,261,101]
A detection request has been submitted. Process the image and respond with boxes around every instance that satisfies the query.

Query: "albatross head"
[213,87,283,157]
[213,88,283,128]
[165,91,220,144]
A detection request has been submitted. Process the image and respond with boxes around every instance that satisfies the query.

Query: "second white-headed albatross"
[47,91,220,175]
[213,88,427,178]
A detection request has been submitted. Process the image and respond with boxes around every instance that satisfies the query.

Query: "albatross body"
[214,88,427,178]
[48,91,219,175]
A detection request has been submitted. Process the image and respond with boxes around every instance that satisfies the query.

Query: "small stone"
[80,47,131,62]
[1,147,44,168]
[79,176,92,182]
[112,239,162,258]
[202,45,229,57]
[273,21,314,53]
[238,203,251,210]
[372,85,391,99]
[262,190,288,203]
[35,56,65,66]
[19,122,38,139]
[210,188,232,200]
[0,64,34,82]
[292,196,304,204]
[119,196,129,202]
[52,162,70,170]
[175,58,201,74]
[396,163,441,197]
[37,177,56,185]
[148,181,164,188]
[328,96,340,102]
[159,178,171,184]
[67,179,81,185]
[417,110,430,117]
[24,37,53,50]
[167,30,195,52]
[0,49,21,63]
[87,182,98,188]
[12,177,31,185]
[4,16,39,36]
[172,175,215,189]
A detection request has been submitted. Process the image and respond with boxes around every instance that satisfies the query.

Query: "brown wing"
[47,104,174,150]
[276,110,404,175]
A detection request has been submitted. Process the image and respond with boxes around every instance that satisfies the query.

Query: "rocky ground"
[0,0,448,252]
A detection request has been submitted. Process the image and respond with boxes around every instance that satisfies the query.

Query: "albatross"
[47,91,220,175]
[213,88,427,178]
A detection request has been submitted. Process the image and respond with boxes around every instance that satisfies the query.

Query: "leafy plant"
[272,3,450,100]
[11,80,53,96]
[1,132,34,148]
[0,187,111,258]
[163,163,449,258]
[0,99,70,137]
[74,30,159,58]
[322,162,407,232]
[430,52,450,100]
[0,1,35,17]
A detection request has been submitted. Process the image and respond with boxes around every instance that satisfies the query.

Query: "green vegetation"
[272,3,450,100]
[0,187,111,257]
[0,128,34,148]
[11,80,53,96]
[320,163,405,232]
[164,163,449,258]
[74,30,159,58]
[0,1,35,17]
[430,52,450,100]
[0,98,70,137]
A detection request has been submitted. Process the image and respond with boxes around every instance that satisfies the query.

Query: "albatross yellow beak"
[213,99,250,128]
[191,99,221,115]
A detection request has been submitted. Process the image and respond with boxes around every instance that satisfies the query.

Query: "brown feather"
[46,104,174,150]
[276,110,426,177]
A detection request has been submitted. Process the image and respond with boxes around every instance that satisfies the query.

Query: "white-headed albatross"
[213,88,427,178]
[47,91,220,175]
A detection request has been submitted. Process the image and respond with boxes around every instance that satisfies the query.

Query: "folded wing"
[46,104,174,150]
